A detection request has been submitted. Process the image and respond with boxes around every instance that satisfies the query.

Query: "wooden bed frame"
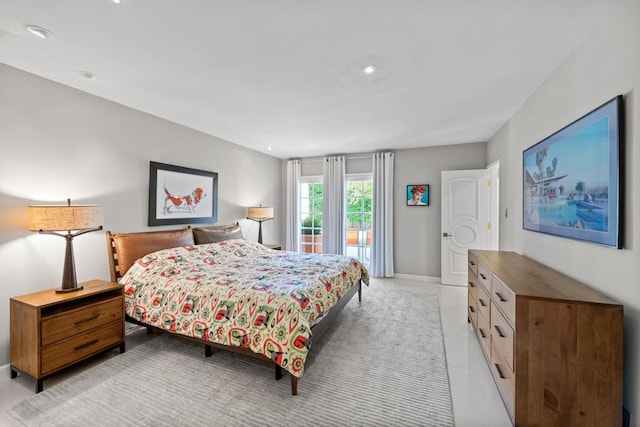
[106,228,362,395]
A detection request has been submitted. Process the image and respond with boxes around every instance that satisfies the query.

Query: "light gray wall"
[394,143,487,277]
[488,1,640,420]
[0,64,283,366]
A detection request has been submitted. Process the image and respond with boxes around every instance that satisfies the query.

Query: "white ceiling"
[0,1,621,159]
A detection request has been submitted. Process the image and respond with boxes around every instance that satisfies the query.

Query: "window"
[298,174,372,259]
[300,178,323,253]
[346,175,372,264]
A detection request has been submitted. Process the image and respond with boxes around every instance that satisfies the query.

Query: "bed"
[106,226,368,395]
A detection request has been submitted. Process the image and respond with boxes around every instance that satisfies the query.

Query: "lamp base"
[55,285,83,293]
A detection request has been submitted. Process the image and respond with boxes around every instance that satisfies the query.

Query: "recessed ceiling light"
[112,0,122,4]
[267,146,273,151]
[363,65,378,75]
[25,25,52,39]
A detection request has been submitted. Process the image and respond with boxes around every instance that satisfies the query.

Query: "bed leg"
[146,327,153,335]
[275,365,283,380]
[358,281,362,302]
[290,375,298,396]
[205,345,213,357]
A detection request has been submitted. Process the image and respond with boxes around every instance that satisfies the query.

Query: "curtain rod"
[300,154,372,164]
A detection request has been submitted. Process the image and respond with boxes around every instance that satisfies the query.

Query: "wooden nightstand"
[10,280,125,393]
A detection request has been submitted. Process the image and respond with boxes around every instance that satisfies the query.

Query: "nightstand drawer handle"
[469,306,476,313]
[479,328,487,338]
[469,261,476,266]
[478,298,487,307]
[479,273,487,280]
[469,281,475,287]
[74,339,99,351]
[494,325,506,338]
[74,315,99,326]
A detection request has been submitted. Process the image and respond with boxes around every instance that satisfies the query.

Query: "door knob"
[443,232,450,237]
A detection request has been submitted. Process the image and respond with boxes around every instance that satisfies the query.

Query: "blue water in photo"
[533,199,607,232]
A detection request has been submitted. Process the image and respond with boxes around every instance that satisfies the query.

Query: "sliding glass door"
[346,175,372,265]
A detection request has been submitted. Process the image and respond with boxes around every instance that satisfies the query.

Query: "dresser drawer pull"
[74,315,100,326]
[469,306,476,313]
[494,363,506,379]
[479,273,488,280]
[74,339,99,351]
[469,261,476,266]
[495,292,507,302]
[469,281,475,287]
[494,325,506,338]
[479,328,487,338]
[478,298,487,307]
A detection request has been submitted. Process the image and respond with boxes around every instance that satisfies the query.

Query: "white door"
[441,169,494,286]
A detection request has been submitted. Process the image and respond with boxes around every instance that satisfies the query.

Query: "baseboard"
[393,273,441,283]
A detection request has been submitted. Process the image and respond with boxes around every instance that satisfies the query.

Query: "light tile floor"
[0,277,511,426]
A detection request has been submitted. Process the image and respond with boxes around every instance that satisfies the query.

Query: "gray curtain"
[322,155,346,255]
[285,159,301,251]
[370,152,394,277]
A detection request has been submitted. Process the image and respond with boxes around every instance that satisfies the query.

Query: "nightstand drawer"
[41,320,123,375]
[41,296,123,347]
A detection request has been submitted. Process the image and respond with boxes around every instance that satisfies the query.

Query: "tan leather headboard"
[106,227,194,282]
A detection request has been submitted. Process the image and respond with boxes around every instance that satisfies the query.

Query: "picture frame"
[407,184,430,206]
[148,161,218,226]
[522,95,623,248]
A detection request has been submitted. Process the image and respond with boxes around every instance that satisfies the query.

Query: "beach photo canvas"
[522,96,623,248]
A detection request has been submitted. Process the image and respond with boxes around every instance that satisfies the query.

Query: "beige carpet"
[9,288,454,426]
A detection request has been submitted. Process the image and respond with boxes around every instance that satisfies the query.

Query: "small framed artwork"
[148,161,218,226]
[407,184,430,206]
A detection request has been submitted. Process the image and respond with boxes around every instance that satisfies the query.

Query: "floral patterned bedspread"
[121,239,369,377]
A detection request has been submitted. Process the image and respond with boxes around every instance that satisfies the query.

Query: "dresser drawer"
[491,275,515,326]
[476,283,491,321]
[477,263,491,291]
[491,339,515,421]
[41,297,123,347]
[468,293,478,327]
[477,310,491,360]
[41,320,123,375]
[468,271,480,303]
[468,252,478,276]
[491,302,514,371]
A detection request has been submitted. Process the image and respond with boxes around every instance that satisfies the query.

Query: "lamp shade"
[247,206,274,221]
[28,204,103,231]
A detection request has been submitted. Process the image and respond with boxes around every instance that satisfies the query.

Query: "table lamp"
[28,199,103,293]
[246,206,274,244]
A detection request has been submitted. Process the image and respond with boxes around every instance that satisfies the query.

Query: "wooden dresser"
[467,250,623,426]
[10,280,125,392]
